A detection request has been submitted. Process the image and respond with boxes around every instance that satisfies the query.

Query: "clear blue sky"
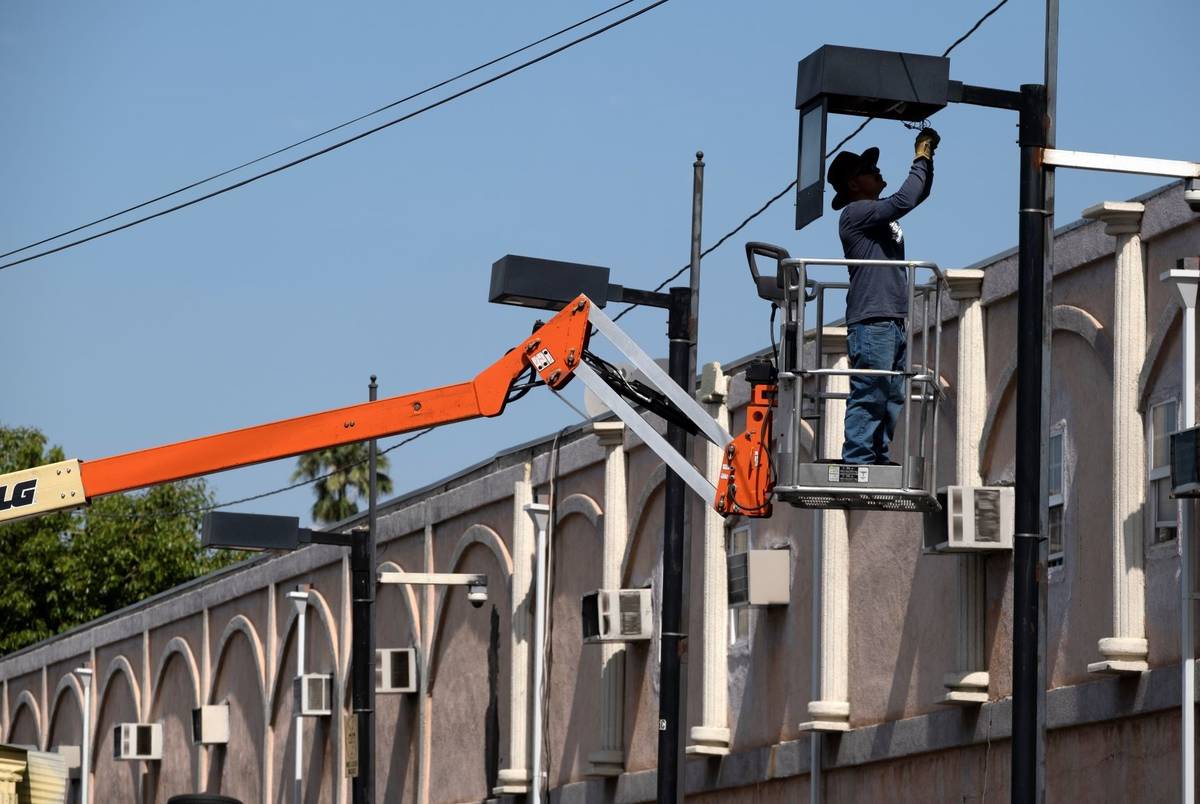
[2,0,1196,526]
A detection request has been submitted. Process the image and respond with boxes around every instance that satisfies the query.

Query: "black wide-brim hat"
[828,147,880,211]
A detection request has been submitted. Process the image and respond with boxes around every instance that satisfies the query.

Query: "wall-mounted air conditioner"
[295,673,332,716]
[112,723,162,761]
[191,704,230,745]
[1172,425,1200,496]
[581,589,653,643]
[376,648,418,694]
[923,485,1014,553]
[727,549,791,607]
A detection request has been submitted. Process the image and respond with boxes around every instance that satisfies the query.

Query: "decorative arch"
[376,560,423,647]
[211,614,267,703]
[268,588,340,717]
[426,524,513,685]
[47,674,84,747]
[97,656,141,721]
[8,690,42,748]
[980,304,1109,470]
[622,465,665,587]
[151,636,201,713]
[93,655,141,764]
[555,492,602,531]
[1138,301,1182,413]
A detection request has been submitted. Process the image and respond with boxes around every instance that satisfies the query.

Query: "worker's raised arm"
[840,129,939,230]
[841,156,934,230]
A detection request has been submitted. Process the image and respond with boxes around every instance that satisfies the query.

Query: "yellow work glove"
[914,127,941,161]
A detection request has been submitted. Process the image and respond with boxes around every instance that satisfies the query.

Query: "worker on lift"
[826,127,940,465]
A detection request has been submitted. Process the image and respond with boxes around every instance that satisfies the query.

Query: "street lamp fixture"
[489,254,616,311]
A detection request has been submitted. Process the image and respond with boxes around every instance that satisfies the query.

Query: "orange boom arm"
[0,296,594,523]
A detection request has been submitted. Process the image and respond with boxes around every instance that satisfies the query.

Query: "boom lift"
[0,294,774,527]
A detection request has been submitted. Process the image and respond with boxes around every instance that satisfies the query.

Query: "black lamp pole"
[657,285,692,803]
[351,376,380,804]
[1013,83,1049,803]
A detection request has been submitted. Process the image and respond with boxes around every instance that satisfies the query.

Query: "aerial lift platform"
[745,243,948,512]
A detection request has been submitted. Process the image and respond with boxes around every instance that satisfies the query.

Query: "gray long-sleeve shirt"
[839,158,933,324]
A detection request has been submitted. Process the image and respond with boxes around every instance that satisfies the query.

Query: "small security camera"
[467,584,488,608]
[1186,178,1200,213]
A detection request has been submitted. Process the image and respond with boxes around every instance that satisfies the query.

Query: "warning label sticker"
[828,465,870,484]
[532,349,555,371]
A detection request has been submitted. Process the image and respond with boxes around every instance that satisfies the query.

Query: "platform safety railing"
[749,245,947,511]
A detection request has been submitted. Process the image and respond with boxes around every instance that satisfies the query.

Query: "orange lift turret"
[0,294,774,527]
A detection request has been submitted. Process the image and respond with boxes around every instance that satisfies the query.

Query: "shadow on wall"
[486,605,500,793]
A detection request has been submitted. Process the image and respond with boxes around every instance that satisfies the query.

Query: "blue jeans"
[841,319,906,464]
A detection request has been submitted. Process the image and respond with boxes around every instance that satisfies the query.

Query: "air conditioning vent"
[581,589,653,643]
[191,704,230,745]
[1173,425,1200,497]
[727,549,791,607]
[296,673,332,716]
[113,723,162,761]
[618,592,643,636]
[924,486,1014,553]
[376,648,418,694]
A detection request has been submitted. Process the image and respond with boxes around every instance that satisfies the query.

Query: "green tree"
[0,425,242,654]
[291,443,393,525]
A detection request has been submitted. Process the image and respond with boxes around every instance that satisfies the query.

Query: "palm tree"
[291,443,393,525]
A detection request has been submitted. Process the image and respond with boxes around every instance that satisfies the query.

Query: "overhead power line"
[612,0,1009,321]
[24,0,1013,528]
[0,0,640,263]
[0,0,672,273]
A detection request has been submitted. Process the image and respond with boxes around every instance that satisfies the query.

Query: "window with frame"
[727,523,752,645]
[1149,399,1179,544]
[1047,431,1064,569]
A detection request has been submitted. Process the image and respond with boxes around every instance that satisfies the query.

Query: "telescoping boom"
[0,295,775,527]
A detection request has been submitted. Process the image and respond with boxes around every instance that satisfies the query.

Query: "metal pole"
[810,508,824,804]
[288,589,310,804]
[1038,5,1058,800]
[1181,285,1196,804]
[687,151,704,382]
[352,377,379,804]
[1013,83,1049,804]
[657,286,692,803]
[75,666,92,804]
[528,502,551,802]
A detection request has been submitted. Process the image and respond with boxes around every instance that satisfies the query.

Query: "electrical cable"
[0,0,673,273]
[609,118,870,324]
[0,0,642,264]
[768,303,779,369]
[941,0,1009,58]
[610,0,1009,321]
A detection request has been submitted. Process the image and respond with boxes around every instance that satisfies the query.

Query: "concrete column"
[1085,201,1150,675]
[494,472,535,794]
[801,329,851,733]
[688,363,732,756]
[587,422,629,776]
[0,755,25,804]
[943,269,990,705]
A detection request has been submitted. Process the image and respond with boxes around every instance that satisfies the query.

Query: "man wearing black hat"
[828,128,940,465]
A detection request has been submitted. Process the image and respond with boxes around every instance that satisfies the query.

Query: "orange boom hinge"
[715,359,776,518]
